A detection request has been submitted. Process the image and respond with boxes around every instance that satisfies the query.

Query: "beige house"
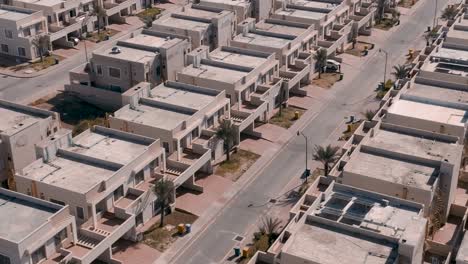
[198,0,274,22]
[0,5,47,60]
[150,4,236,51]
[177,45,280,139]
[109,81,229,188]
[66,30,191,111]
[233,17,316,91]
[249,178,427,264]
[14,126,169,264]
[0,188,76,264]
[0,99,61,187]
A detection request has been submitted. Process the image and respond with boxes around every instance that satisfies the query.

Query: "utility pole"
[433,0,438,29]
[379,48,388,88]
[297,131,310,182]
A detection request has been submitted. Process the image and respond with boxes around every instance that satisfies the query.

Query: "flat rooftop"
[67,130,151,166]
[154,15,210,33]
[292,0,339,11]
[119,33,185,50]
[209,48,270,69]
[22,154,117,194]
[172,5,226,20]
[114,102,192,131]
[387,99,468,127]
[345,150,438,190]
[282,183,423,263]
[0,191,59,243]
[93,45,156,63]
[0,103,50,135]
[0,5,35,21]
[149,83,217,111]
[200,0,250,8]
[255,20,309,37]
[233,32,290,49]
[433,47,468,62]
[18,0,65,7]
[406,82,468,105]
[283,222,397,264]
[180,63,249,85]
[367,124,460,163]
[275,7,326,21]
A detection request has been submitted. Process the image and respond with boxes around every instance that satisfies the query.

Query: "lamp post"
[79,14,90,62]
[433,0,438,29]
[297,131,310,182]
[379,48,388,89]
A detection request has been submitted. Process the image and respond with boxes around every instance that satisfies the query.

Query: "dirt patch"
[30,92,108,135]
[9,54,65,72]
[405,49,421,64]
[86,28,119,43]
[215,149,260,181]
[143,209,198,252]
[345,41,374,57]
[398,0,419,8]
[374,18,397,31]
[339,121,363,141]
[269,106,305,129]
[312,73,341,89]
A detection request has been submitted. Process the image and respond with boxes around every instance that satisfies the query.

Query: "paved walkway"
[113,240,161,264]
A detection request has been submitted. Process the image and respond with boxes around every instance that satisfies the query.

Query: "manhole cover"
[233,235,244,242]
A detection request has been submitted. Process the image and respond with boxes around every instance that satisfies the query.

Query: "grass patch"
[312,72,341,89]
[86,28,119,42]
[137,7,162,19]
[143,209,198,252]
[215,149,260,181]
[345,41,373,57]
[398,0,418,8]
[374,18,397,30]
[269,106,305,129]
[30,92,108,135]
[10,55,64,72]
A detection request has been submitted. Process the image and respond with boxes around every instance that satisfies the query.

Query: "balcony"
[231,100,268,132]
[103,0,136,16]
[162,147,211,188]
[48,16,86,41]
[251,78,282,104]
[280,57,312,91]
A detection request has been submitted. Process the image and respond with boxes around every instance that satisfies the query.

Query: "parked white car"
[325,59,341,72]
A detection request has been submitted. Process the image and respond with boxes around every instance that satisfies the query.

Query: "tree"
[364,109,376,121]
[216,119,237,161]
[441,5,458,21]
[376,0,389,23]
[32,35,50,62]
[152,177,173,228]
[257,216,282,244]
[278,85,287,117]
[91,1,106,34]
[312,144,340,176]
[391,64,409,80]
[314,48,327,78]
[350,25,359,49]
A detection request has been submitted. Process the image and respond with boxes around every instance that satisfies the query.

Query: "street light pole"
[433,0,438,29]
[379,48,388,88]
[80,15,90,63]
[297,131,310,182]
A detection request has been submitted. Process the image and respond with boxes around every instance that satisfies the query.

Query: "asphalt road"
[172,0,451,263]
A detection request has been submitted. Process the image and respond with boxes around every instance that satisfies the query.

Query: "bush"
[254,234,270,252]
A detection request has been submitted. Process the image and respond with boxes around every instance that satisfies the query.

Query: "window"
[35,23,42,34]
[50,198,65,206]
[47,16,52,23]
[76,206,85,219]
[0,254,11,264]
[23,28,31,37]
[18,47,26,57]
[83,4,89,11]
[191,127,199,138]
[4,30,12,39]
[163,142,169,153]
[108,67,121,78]
[1,44,8,53]
[113,185,124,201]
[135,170,144,185]
[96,64,103,75]
[207,116,214,128]
[31,246,46,264]
[54,228,67,245]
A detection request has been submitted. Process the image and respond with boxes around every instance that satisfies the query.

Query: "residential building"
[332,121,462,221]
[0,99,60,187]
[456,231,468,264]
[150,4,236,51]
[197,0,274,22]
[66,30,191,110]
[233,17,316,91]
[14,126,169,264]
[109,81,229,188]
[0,4,47,60]
[177,45,280,139]
[249,178,427,264]
[0,188,76,264]
[8,0,97,48]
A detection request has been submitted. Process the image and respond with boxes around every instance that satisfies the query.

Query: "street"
[169,0,451,263]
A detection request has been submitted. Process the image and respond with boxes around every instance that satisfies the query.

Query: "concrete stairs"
[77,234,100,249]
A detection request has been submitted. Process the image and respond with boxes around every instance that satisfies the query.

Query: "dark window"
[54,228,67,245]
[0,254,11,264]
[50,199,65,206]
[113,185,124,201]
[109,67,121,78]
[31,246,46,264]
[76,206,84,219]
[18,47,26,57]
[135,170,144,184]
[1,44,8,53]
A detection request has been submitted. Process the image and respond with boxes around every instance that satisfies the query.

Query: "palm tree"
[152,177,173,228]
[312,144,340,176]
[441,5,458,21]
[314,48,327,78]
[391,64,409,80]
[32,35,50,62]
[364,109,376,121]
[216,119,237,161]
[92,1,106,34]
[258,216,282,244]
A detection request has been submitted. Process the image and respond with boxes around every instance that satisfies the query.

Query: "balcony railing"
[165,147,211,188]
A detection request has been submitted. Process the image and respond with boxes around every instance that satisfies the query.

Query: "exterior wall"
[161,40,191,82]
[212,11,235,48]
[150,22,205,50]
